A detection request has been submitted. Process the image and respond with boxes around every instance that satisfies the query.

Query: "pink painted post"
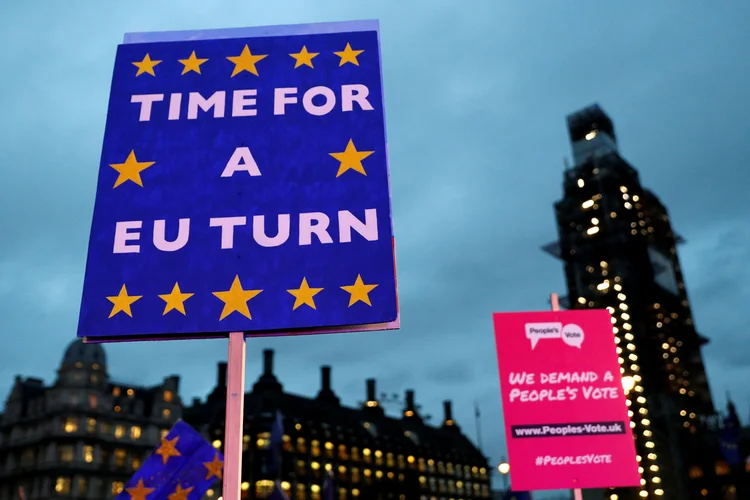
[222,332,247,500]
[550,293,583,500]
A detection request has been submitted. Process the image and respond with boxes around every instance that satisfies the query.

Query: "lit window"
[160,429,169,439]
[111,481,124,496]
[64,417,78,433]
[162,408,171,419]
[115,449,127,467]
[127,388,134,396]
[60,446,74,462]
[87,418,96,433]
[164,390,173,402]
[84,445,94,463]
[56,477,72,494]
[133,455,141,470]
[131,426,142,440]
[115,425,125,439]
[113,387,121,397]
[577,178,585,187]
[89,394,98,409]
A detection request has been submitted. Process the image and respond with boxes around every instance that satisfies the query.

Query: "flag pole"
[550,293,583,500]
[223,332,247,500]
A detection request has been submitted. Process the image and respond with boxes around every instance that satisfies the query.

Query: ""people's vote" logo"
[524,322,584,350]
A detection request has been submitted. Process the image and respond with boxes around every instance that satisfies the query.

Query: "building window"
[311,440,321,457]
[113,387,121,397]
[64,417,78,433]
[115,449,127,467]
[324,441,334,457]
[115,425,125,439]
[164,390,173,402]
[374,450,383,466]
[386,453,395,467]
[160,429,169,439]
[297,460,306,476]
[297,437,307,453]
[101,422,111,435]
[133,456,142,470]
[90,374,98,383]
[78,478,88,495]
[88,394,98,409]
[163,408,171,419]
[311,484,322,500]
[350,447,359,461]
[131,426,142,439]
[351,467,360,483]
[84,445,94,463]
[255,480,274,497]
[256,432,270,449]
[21,449,35,465]
[111,481,124,496]
[716,461,730,476]
[55,477,71,494]
[338,444,348,460]
[296,484,307,500]
[60,445,74,462]
[362,448,371,463]
[127,388,134,397]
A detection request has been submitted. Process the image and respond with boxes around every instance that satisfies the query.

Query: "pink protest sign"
[493,309,641,491]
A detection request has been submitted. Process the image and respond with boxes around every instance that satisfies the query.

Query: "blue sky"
[1,1,749,495]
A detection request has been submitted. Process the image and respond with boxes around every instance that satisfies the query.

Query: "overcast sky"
[1,1,749,496]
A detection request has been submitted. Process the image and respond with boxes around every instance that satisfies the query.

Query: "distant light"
[577,178,585,188]
[621,376,636,393]
[498,462,510,475]
[585,130,598,140]
[582,199,595,209]
[587,226,600,235]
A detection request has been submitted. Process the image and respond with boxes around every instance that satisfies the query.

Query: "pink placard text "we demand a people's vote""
[492,309,641,492]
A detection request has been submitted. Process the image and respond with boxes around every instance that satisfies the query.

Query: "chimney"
[263,349,274,375]
[366,379,376,402]
[321,366,331,392]
[217,363,227,387]
[404,390,417,417]
[443,400,454,424]
[406,390,415,409]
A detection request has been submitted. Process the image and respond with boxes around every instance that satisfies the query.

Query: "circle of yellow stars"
[106,274,380,320]
[130,42,364,78]
[124,436,224,500]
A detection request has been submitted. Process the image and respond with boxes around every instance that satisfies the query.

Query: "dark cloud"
[1,1,749,497]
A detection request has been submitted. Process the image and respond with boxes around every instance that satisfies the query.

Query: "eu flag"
[267,410,284,475]
[114,420,223,500]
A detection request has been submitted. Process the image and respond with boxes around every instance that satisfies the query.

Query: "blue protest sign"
[77,21,399,341]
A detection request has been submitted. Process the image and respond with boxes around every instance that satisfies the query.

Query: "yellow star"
[329,139,374,177]
[132,54,162,77]
[126,479,154,500]
[107,285,142,319]
[212,275,263,320]
[155,436,181,465]
[287,277,324,311]
[167,485,194,500]
[289,46,319,69]
[203,452,224,480]
[341,275,378,307]
[158,283,194,316]
[334,43,364,66]
[178,51,208,75]
[109,150,155,188]
[226,45,268,77]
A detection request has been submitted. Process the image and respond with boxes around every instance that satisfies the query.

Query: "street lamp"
[497,458,510,491]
